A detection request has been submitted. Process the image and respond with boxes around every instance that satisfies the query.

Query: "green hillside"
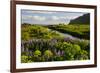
[69,13,90,24]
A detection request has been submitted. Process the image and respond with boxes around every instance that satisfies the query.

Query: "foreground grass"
[21,38,90,63]
[21,23,90,63]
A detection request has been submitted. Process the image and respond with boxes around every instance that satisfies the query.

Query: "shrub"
[78,40,89,50]
[21,32,30,41]
[33,50,41,57]
[44,50,53,60]
[75,50,89,60]
[53,56,64,61]
[21,55,29,63]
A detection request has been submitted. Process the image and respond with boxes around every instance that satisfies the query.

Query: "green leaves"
[21,24,61,40]
[34,50,41,57]
[61,42,81,60]
[75,50,89,60]
[21,39,90,62]
[21,32,30,41]
[21,55,29,63]
[54,41,89,60]
[21,23,90,62]
[44,50,53,58]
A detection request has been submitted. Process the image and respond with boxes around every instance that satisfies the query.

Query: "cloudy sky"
[21,10,87,25]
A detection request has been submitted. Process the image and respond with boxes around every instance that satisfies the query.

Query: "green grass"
[21,39,90,63]
[47,24,90,39]
[21,24,62,41]
[21,23,90,63]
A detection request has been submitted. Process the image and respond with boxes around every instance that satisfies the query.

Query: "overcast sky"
[21,10,87,25]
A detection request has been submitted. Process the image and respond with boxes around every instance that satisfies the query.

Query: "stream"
[48,29,83,41]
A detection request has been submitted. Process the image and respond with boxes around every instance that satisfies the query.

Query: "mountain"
[69,13,90,24]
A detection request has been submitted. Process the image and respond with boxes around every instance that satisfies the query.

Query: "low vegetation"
[47,24,90,39]
[21,23,90,63]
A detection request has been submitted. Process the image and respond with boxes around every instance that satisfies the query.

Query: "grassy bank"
[47,24,90,39]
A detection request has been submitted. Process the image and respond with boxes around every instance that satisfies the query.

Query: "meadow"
[21,23,90,63]
[47,24,90,39]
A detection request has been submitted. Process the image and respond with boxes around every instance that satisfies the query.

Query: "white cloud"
[31,11,57,14]
[58,14,83,20]
[51,16,79,20]
[22,15,46,21]
[33,15,46,21]
[52,16,59,20]
[22,15,33,20]
[59,17,67,19]
[66,15,82,19]
[22,10,57,14]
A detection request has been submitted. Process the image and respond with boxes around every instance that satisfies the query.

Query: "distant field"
[47,24,90,39]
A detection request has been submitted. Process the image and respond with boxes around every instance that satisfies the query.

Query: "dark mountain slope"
[69,13,90,24]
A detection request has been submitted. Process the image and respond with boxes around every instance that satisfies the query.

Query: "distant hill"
[69,13,90,24]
